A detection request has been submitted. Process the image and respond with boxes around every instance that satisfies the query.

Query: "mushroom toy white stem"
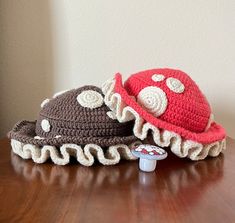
[132,145,167,172]
[139,158,157,172]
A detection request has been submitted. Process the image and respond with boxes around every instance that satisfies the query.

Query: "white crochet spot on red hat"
[152,74,165,82]
[137,86,168,117]
[77,90,104,109]
[166,77,185,93]
[41,119,51,133]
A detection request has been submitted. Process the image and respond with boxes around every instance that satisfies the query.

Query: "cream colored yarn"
[11,139,140,166]
[102,78,226,161]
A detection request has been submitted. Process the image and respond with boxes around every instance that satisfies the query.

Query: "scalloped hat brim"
[102,75,226,161]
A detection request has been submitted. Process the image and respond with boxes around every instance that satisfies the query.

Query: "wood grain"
[0,138,235,223]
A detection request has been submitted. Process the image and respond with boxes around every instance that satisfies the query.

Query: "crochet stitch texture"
[8,86,140,166]
[102,68,226,160]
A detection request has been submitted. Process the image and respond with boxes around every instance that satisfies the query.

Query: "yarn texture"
[102,68,226,160]
[11,139,139,166]
[8,86,139,166]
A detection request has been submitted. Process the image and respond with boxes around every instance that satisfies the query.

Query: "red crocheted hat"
[102,68,226,160]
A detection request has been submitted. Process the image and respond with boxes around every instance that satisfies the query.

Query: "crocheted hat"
[8,86,141,166]
[102,68,226,160]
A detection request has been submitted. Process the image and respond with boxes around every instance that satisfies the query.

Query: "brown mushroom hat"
[8,86,140,166]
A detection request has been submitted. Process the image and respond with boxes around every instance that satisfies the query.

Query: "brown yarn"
[8,86,137,147]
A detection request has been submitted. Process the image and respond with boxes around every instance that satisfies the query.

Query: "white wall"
[0,0,235,138]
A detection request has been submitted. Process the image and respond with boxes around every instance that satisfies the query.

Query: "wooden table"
[0,137,235,223]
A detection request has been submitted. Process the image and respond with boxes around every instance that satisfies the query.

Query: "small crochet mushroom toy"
[102,68,226,160]
[8,86,141,166]
[132,144,167,172]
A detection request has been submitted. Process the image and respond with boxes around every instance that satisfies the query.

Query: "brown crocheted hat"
[8,86,140,166]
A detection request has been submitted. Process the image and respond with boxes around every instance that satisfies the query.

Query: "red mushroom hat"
[102,68,226,160]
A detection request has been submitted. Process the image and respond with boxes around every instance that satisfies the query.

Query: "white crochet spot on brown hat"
[77,90,103,109]
[41,119,51,132]
[55,135,62,139]
[166,77,185,93]
[137,86,168,117]
[40,98,50,108]
[34,136,45,140]
[152,74,165,82]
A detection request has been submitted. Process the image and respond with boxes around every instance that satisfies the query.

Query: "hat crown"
[124,68,211,133]
[36,86,133,138]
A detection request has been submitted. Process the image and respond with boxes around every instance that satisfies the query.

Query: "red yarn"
[114,68,226,144]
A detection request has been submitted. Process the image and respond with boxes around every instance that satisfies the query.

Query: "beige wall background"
[0,0,234,138]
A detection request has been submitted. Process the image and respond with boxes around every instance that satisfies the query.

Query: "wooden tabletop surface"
[0,137,235,223]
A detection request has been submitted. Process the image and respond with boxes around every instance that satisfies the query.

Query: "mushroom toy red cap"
[102,68,226,161]
[132,144,168,172]
[132,144,167,160]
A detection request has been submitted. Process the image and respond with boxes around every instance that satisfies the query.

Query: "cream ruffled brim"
[11,139,141,166]
[102,78,226,161]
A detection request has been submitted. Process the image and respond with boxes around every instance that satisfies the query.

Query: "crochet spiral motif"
[166,77,185,93]
[76,90,104,109]
[152,74,165,82]
[102,78,226,161]
[137,86,168,117]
